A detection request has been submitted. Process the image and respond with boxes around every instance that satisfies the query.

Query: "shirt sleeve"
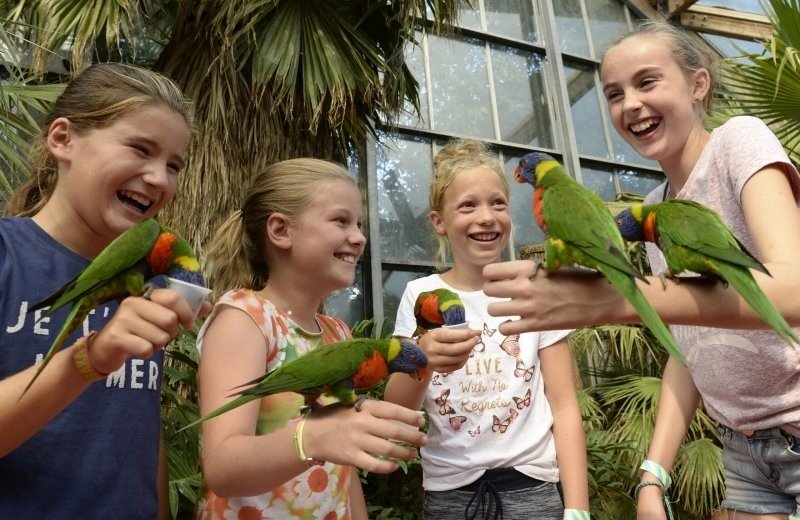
[537,328,572,350]
[393,285,418,338]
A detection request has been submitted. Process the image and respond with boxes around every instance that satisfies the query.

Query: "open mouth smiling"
[628,117,661,137]
[470,232,501,243]
[335,254,357,264]
[117,190,154,214]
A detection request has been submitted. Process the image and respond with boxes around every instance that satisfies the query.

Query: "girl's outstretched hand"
[483,260,624,335]
[88,288,200,374]
[301,400,428,474]
[418,327,480,374]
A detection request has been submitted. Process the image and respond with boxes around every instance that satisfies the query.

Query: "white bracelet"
[640,459,672,490]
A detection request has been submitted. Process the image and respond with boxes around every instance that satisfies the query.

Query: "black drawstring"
[464,479,503,520]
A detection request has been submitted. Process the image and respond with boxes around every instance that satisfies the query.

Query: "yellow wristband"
[293,419,324,468]
[71,332,108,382]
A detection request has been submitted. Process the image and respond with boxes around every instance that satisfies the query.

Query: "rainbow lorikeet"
[616,200,799,348]
[413,288,466,337]
[515,152,685,364]
[25,218,204,393]
[184,337,428,429]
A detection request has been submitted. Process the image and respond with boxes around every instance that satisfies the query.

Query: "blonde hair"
[429,138,514,267]
[6,62,195,217]
[601,20,717,117]
[205,158,358,296]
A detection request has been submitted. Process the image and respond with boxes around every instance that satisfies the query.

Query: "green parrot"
[413,288,466,337]
[616,200,799,347]
[25,218,205,394]
[183,337,429,429]
[515,152,685,364]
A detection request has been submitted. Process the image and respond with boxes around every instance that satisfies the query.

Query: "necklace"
[662,181,671,202]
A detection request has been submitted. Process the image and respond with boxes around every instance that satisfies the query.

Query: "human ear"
[45,117,74,163]
[429,211,447,236]
[266,213,292,250]
[692,68,711,102]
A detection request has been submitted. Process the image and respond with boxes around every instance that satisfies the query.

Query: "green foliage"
[160,327,203,520]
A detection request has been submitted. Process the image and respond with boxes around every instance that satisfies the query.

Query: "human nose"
[476,204,496,224]
[143,161,172,188]
[621,89,642,113]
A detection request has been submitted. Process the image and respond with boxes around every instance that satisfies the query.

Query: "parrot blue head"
[167,267,206,287]
[615,208,646,242]
[388,339,429,381]
[515,151,555,187]
[442,303,466,327]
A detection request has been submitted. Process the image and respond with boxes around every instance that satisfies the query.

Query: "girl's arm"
[484,167,800,334]
[348,467,368,520]
[384,328,477,410]
[199,307,428,498]
[539,339,589,511]
[636,358,701,517]
[0,289,196,456]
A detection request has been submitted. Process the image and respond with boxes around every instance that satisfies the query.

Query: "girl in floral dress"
[196,158,428,519]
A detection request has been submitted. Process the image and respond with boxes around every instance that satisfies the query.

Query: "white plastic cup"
[167,277,212,320]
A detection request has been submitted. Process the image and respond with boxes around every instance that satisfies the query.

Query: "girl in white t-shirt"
[385,139,589,519]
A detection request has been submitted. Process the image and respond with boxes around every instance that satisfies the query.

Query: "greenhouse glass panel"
[580,165,617,201]
[484,0,538,43]
[585,0,629,57]
[491,44,553,147]
[376,134,436,262]
[427,34,495,139]
[618,168,665,197]
[554,0,590,56]
[564,62,608,159]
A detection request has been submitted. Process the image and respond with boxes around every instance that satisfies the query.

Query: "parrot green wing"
[32,219,161,315]
[544,180,646,281]
[655,201,767,274]
[238,339,378,397]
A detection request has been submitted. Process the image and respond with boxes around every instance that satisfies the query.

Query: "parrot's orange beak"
[513,165,523,183]
[414,367,429,382]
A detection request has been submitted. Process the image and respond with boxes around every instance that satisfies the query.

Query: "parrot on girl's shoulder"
[413,288,466,337]
[515,152,685,364]
[183,337,428,429]
[616,200,799,348]
[25,218,205,394]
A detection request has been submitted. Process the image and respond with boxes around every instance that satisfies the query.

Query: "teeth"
[630,118,659,133]
[337,255,356,264]
[119,190,152,208]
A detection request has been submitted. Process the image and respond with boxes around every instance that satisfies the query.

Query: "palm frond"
[673,438,725,516]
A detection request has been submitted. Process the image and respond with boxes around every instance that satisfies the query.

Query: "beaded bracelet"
[640,459,672,489]
[563,509,590,519]
[71,332,109,382]
[292,419,324,468]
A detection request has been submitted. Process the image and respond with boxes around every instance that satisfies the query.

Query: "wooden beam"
[665,0,698,17]
[679,5,772,41]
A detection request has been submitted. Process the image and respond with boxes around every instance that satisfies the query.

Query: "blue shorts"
[717,424,800,517]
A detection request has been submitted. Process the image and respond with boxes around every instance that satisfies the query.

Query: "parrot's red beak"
[513,165,523,183]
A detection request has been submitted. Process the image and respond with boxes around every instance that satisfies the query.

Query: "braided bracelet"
[71,332,109,382]
[292,419,324,468]
[634,481,676,520]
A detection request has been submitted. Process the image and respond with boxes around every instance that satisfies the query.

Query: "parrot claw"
[529,259,545,280]
[353,394,373,412]
[141,283,156,301]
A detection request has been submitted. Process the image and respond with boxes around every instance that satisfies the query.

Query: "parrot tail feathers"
[178,394,259,432]
[20,305,84,397]
[605,269,686,364]
[718,264,800,348]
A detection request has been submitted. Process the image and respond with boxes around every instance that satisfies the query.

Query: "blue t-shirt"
[0,217,163,519]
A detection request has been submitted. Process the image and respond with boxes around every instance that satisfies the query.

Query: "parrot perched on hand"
[616,200,799,348]
[515,152,685,364]
[183,337,429,428]
[25,218,205,394]
[413,288,466,337]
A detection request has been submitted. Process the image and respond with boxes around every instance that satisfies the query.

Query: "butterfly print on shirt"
[499,334,520,357]
[449,415,467,431]
[468,425,481,437]
[513,359,534,382]
[491,414,511,434]
[512,388,532,409]
[434,388,455,415]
